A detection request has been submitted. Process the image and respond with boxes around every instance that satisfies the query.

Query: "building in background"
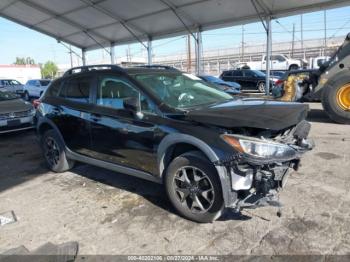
[0,65,41,84]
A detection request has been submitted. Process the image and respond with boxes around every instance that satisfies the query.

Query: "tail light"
[32,99,41,109]
[275,79,284,87]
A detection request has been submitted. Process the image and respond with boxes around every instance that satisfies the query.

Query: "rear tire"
[41,129,75,172]
[165,151,224,223]
[322,76,350,124]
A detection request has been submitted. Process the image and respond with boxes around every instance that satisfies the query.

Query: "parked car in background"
[0,79,24,95]
[36,64,313,223]
[197,75,241,95]
[220,69,278,93]
[246,54,301,71]
[260,70,285,79]
[23,79,51,100]
[0,90,35,134]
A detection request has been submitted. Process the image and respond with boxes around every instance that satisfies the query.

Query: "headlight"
[30,108,36,115]
[221,135,296,159]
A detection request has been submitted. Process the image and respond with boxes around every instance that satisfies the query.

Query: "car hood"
[0,98,32,113]
[221,81,241,88]
[186,98,308,131]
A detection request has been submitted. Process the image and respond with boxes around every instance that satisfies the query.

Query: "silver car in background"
[0,79,24,95]
[0,90,35,134]
[23,79,51,101]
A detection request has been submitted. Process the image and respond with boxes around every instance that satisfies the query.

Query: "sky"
[1,5,350,66]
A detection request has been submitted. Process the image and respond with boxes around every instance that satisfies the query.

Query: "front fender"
[157,133,237,207]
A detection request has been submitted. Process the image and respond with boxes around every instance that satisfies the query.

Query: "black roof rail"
[63,64,124,77]
[134,64,180,71]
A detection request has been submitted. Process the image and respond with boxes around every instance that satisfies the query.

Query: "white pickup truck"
[308,56,330,69]
[246,54,301,71]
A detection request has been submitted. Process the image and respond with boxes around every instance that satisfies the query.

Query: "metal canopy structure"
[1,0,350,84]
[1,0,349,50]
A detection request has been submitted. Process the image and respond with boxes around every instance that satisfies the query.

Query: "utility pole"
[301,14,304,59]
[291,23,295,57]
[69,45,73,68]
[324,10,327,49]
[241,25,245,62]
[187,34,191,73]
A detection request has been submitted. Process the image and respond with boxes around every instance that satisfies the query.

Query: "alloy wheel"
[258,82,265,93]
[173,166,215,213]
[44,137,60,167]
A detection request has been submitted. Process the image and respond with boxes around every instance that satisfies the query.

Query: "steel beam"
[195,30,203,75]
[82,48,87,66]
[147,38,153,65]
[265,16,272,96]
[110,43,115,64]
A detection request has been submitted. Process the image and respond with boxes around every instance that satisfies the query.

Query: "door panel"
[53,75,94,155]
[90,74,159,174]
[53,105,92,154]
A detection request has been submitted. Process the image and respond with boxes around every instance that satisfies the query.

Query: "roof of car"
[125,67,182,74]
[61,64,181,78]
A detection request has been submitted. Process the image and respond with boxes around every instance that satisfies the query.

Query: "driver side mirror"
[123,97,144,119]
[123,97,139,112]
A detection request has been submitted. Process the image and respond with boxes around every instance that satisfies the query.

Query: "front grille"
[0,109,32,120]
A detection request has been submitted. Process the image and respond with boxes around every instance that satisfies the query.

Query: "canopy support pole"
[265,16,272,96]
[147,38,153,65]
[110,43,115,64]
[195,29,203,75]
[251,0,272,96]
[82,48,86,66]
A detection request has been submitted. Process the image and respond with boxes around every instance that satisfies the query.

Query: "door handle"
[91,113,101,122]
[52,107,62,114]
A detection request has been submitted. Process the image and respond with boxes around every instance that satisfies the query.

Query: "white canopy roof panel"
[1,0,349,50]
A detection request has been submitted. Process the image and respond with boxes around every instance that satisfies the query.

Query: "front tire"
[257,82,266,93]
[322,77,350,124]
[289,64,299,71]
[165,151,224,223]
[41,130,75,172]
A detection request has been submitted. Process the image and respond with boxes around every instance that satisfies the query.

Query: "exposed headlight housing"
[221,134,297,160]
[30,108,36,115]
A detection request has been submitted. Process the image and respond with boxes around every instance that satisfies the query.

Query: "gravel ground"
[0,103,349,255]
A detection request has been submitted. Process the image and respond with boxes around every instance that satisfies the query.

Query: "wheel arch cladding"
[157,134,237,207]
[38,122,53,136]
[37,119,65,145]
[157,134,220,178]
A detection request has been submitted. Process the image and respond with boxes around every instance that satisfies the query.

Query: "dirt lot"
[0,103,349,255]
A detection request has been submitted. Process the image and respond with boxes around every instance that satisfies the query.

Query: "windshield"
[252,70,266,77]
[133,72,232,109]
[0,90,18,101]
[40,80,51,86]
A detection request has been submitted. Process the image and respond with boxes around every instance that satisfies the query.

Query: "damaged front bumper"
[214,134,314,213]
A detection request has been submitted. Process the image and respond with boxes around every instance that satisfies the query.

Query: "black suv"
[36,65,313,223]
[220,69,275,93]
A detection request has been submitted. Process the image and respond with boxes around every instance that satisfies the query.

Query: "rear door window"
[59,77,92,103]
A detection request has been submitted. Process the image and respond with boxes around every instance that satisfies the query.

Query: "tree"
[41,61,58,79]
[14,57,35,65]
